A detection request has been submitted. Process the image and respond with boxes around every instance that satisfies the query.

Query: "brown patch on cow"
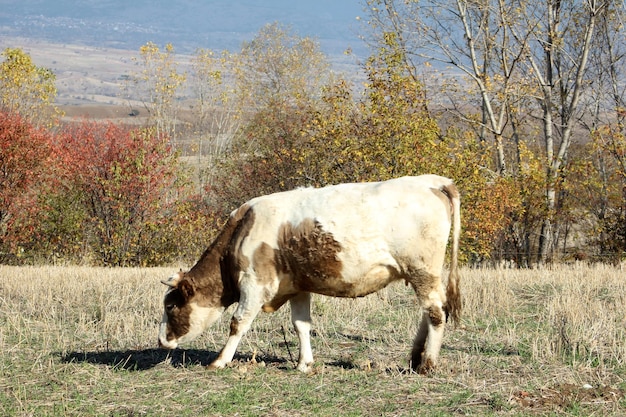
[418,357,435,375]
[262,275,299,312]
[163,285,194,340]
[261,303,277,313]
[229,317,239,336]
[441,183,460,202]
[405,269,440,302]
[428,305,444,327]
[407,270,447,326]
[251,241,301,312]
[185,204,255,309]
[253,242,276,285]
[276,218,344,293]
[410,351,437,375]
[262,293,294,312]
[190,204,252,277]
[225,205,255,273]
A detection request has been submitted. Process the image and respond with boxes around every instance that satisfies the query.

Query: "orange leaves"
[0,111,56,257]
[463,176,523,261]
[0,113,204,265]
[54,121,182,265]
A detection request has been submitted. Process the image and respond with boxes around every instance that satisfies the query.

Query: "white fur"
[158,303,224,349]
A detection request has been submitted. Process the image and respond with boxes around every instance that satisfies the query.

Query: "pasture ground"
[1,264,625,416]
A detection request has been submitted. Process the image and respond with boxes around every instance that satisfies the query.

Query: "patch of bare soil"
[513,383,624,410]
[61,104,143,120]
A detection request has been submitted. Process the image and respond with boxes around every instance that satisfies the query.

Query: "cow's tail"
[442,181,461,326]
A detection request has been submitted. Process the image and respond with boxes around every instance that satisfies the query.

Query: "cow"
[158,175,461,374]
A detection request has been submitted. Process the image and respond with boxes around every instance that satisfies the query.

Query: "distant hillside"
[0,0,367,56]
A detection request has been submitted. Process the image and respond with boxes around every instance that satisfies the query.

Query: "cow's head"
[158,271,225,349]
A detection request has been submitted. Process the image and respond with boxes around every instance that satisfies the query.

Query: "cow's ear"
[161,271,183,287]
[179,279,195,301]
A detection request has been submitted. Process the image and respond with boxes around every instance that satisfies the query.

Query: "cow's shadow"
[60,348,288,371]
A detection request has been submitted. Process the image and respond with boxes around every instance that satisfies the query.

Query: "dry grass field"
[1,264,625,416]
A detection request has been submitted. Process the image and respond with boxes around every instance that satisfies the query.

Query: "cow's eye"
[165,304,175,312]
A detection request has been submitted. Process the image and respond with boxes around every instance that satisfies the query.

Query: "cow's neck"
[186,205,252,307]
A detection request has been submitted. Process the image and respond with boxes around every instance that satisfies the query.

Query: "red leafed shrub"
[53,120,187,266]
[0,114,217,265]
[0,111,55,260]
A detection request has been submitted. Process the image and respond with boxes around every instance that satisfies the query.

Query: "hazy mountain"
[0,0,368,56]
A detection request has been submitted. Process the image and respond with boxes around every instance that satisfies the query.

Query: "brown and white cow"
[158,175,461,373]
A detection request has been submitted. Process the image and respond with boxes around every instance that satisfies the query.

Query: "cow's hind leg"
[410,311,429,371]
[411,304,445,374]
[408,272,446,374]
[290,292,314,372]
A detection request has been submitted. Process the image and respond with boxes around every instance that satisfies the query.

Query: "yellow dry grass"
[1,264,625,416]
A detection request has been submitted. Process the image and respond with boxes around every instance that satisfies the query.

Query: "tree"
[579,5,626,261]
[302,32,442,184]
[128,42,186,141]
[365,0,616,263]
[0,48,61,127]
[365,0,529,175]
[517,0,610,262]
[189,49,244,192]
[235,22,331,113]
[209,23,332,208]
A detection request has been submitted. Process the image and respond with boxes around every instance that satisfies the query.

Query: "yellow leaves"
[131,42,186,138]
[236,22,330,110]
[0,48,60,127]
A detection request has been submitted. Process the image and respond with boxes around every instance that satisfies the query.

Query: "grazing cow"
[158,175,461,374]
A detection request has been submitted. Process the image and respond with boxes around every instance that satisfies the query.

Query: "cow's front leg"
[290,292,314,372]
[209,282,263,369]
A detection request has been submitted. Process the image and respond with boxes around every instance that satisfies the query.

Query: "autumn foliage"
[0,111,55,256]
[209,32,521,265]
[0,111,214,265]
[53,122,178,265]
[5,18,626,266]
[0,48,60,126]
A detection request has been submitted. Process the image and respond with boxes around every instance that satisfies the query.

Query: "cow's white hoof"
[207,360,227,370]
[296,362,314,373]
